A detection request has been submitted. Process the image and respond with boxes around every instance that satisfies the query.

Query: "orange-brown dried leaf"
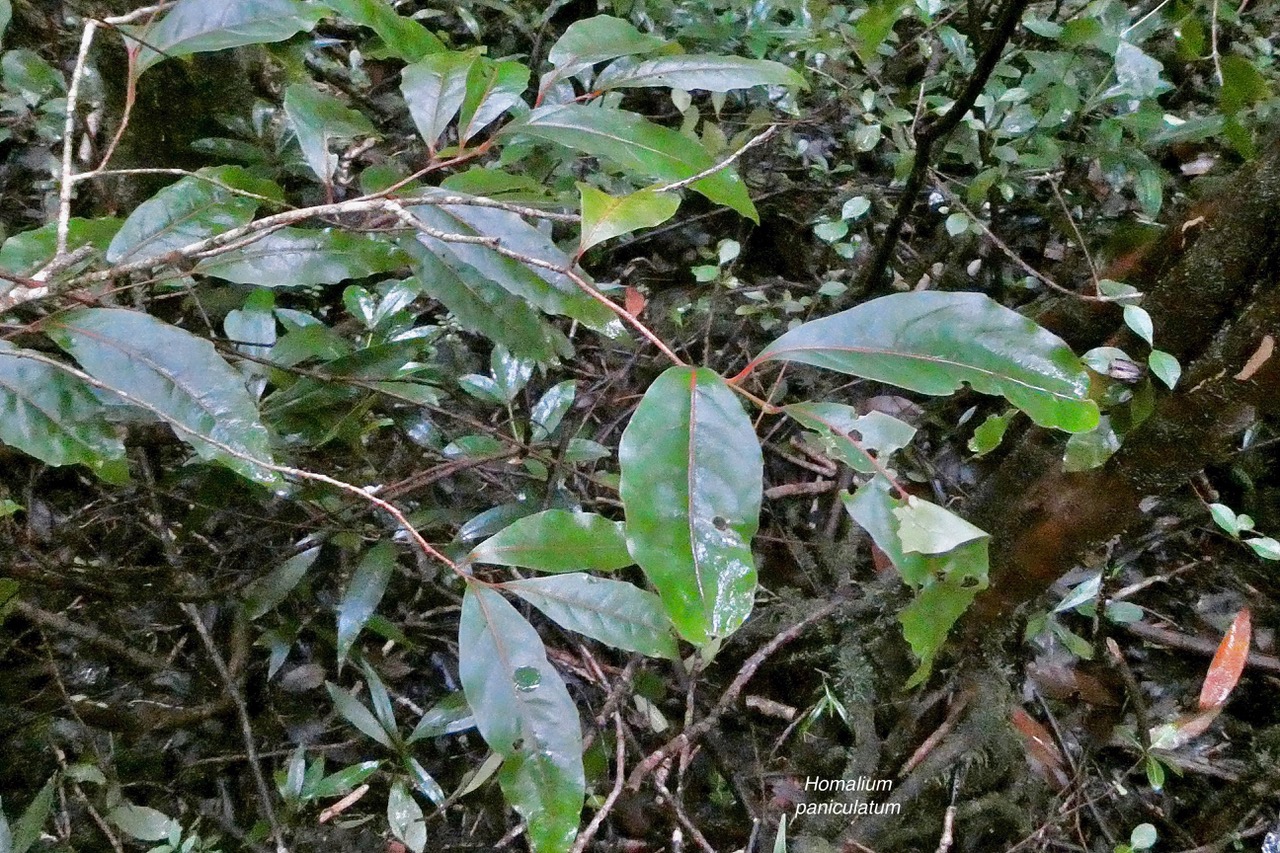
[1011,707,1069,790]
[1199,607,1251,710]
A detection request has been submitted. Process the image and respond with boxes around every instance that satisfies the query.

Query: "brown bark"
[965,138,1280,626]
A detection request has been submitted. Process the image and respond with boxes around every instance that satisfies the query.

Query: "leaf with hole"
[577,183,680,254]
[467,509,632,573]
[750,292,1098,433]
[501,573,678,658]
[505,104,757,221]
[619,366,762,646]
[783,403,916,474]
[46,308,278,485]
[459,585,584,853]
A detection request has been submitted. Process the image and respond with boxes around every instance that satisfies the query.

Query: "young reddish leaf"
[1010,707,1069,790]
[1198,607,1251,710]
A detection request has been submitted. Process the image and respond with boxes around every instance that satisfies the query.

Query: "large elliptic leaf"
[401,51,477,151]
[458,59,530,144]
[45,308,279,485]
[284,85,376,185]
[546,15,666,77]
[407,192,620,334]
[577,183,680,254]
[195,228,406,286]
[594,55,807,93]
[750,292,1099,433]
[0,342,127,482]
[459,585,584,853]
[843,476,988,686]
[501,574,679,659]
[468,510,632,573]
[401,241,569,362]
[324,0,444,60]
[106,167,281,265]
[503,104,757,221]
[618,366,762,646]
[783,402,916,474]
[126,0,327,74]
[336,541,396,667]
[0,218,121,277]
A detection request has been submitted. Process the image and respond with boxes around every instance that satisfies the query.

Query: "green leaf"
[325,681,395,748]
[407,191,619,334]
[336,541,396,668]
[1135,169,1163,218]
[893,496,987,554]
[594,55,806,92]
[0,1,10,45]
[505,104,757,221]
[243,545,321,620]
[1,50,63,103]
[945,212,970,236]
[618,366,762,646]
[1148,349,1180,389]
[531,381,576,440]
[311,760,381,798]
[401,51,478,151]
[1123,305,1154,345]
[467,509,632,573]
[459,585,584,853]
[324,0,444,60]
[1107,41,1171,100]
[0,342,128,481]
[1247,536,1280,561]
[500,573,679,658]
[968,409,1015,456]
[10,778,54,853]
[458,59,530,144]
[196,228,405,286]
[1063,416,1120,472]
[106,167,280,265]
[1219,54,1270,116]
[546,15,665,76]
[46,308,278,485]
[106,804,175,842]
[126,0,326,74]
[854,0,908,64]
[751,292,1098,433]
[843,476,988,685]
[1130,823,1158,850]
[0,218,121,278]
[284,84,376,185]
[387,781,427,853]
[577,183,680,253]
[407,692,474,743]
[783,403,916,473]
[1209,503,1240,537]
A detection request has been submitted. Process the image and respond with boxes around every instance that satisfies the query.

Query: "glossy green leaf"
[401,51,478,151]
[459,585,584,853]
[577,183,680,253]
[196,227,405,286]
[1,50,62,103]
[1063,415,1120,472]
[546,15,665,76]
[311,760,381,798]
[242,545,320,619]
[325,681,394,748]
[783,402,916,474]
[404,757,446,807]
[505,104,757,221]
[458,59,530,144]
[402,245,568,361]
[407,691,474,743]
[1107,41,1170,100]
[531,380,575,440]
[407,192,619,334]
[0,342,127,481]
[1148,349,1180,389]
[106,167,280,265]
[284,85,376,185]
[387,781,427,853]
[324,0,444,60]
[594,55,806,92]
[0,218,121,278]
[618,366,762,646]
[126,0,326,74]
[9,778,54,853]
[751,292,1098,433]
[46,308,279,485]
[107,803,175,842]
[501,573,679,659]
[467,509,632,573]
[844,476,988,686]
[336,540,396,667]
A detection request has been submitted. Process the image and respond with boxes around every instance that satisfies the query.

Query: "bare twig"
[56,20,100,259]
[649,126,778,195]
[16,600,171,672]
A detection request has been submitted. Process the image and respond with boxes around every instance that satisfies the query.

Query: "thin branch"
[56,20,99,259]
[649,125,777,195]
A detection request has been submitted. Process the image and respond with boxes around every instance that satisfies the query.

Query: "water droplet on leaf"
[513,666,541,691]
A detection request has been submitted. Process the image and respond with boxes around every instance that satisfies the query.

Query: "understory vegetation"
[2,0,1280,851]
